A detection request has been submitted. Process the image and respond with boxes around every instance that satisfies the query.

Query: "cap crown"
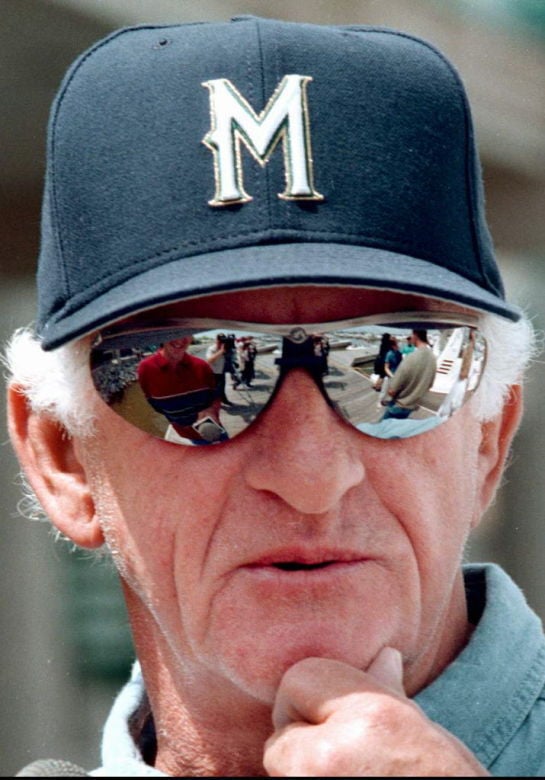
[37,16,515,348]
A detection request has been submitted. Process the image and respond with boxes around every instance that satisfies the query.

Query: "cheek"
[83,420,240,621]
[365,417,482,578]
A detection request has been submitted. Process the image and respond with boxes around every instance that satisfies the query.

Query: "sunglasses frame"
[90,310,486,445]
[92,310,482,347]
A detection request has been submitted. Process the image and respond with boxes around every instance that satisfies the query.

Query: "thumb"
[366,646,405,695]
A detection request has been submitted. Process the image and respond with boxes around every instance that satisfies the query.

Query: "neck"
[164,353,186,367]
[402,568,473,696]
[143,660,272,776]
[125,595,273,776]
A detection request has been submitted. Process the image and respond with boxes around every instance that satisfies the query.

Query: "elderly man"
[6,16,542,777]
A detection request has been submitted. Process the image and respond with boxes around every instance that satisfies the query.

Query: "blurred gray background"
[1,0,544,774]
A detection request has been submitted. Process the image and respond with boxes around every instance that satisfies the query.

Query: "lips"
[243,549,366,572]
[232,548,372,599]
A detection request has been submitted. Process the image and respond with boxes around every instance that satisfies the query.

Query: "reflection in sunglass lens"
[90,319,486,445]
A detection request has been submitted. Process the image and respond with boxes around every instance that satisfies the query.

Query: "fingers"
[265,651,489,777]
[271,648,404,731]
[365,646,405,695]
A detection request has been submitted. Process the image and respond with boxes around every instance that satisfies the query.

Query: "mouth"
[243,550,366,576]
[234,550,372,598]
[271,560,337,571]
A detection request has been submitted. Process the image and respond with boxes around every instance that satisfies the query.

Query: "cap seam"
[50,230,494,322]
[60,225,488,306]
[42,277,520,348]
[254,17,274,231]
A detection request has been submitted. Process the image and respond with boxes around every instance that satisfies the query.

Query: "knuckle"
[358,694,414,736]
[264,728,343,777]
[297,736,339,776]
[308,730,371,776]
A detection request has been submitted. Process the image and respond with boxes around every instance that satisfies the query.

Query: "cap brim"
[40,243,521,349]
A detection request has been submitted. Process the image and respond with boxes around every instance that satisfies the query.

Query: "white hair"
[468,310,537,421]
[4,328,97,438]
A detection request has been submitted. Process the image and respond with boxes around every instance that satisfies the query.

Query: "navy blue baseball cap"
[36,15,520,349]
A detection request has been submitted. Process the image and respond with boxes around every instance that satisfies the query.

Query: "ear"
[474,384,524,525]
[7,384,104,548]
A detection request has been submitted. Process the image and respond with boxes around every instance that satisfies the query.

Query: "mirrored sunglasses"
[90,312,486,445]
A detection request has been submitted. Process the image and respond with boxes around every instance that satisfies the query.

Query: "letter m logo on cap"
[202,75,324,206]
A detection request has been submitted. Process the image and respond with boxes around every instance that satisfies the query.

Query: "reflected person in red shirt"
[137,337,223,443]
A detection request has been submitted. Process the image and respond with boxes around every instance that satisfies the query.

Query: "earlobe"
[7,384,104,548]
[476,384,523,522]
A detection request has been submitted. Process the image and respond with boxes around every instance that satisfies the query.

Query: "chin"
[209,623,376,705]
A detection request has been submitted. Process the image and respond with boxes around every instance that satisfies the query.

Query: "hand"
[263,649,489,777]
[198,407,220,424]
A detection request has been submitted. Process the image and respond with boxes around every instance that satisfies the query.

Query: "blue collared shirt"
[416,563,545,776]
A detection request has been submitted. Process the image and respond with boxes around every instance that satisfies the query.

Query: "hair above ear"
[7,383,104,549]
[3,327,96,437]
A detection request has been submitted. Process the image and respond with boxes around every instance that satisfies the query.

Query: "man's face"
[162,336,192,363]
[81,286,486,704]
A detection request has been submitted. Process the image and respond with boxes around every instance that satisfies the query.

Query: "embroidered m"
[202,75,323,206]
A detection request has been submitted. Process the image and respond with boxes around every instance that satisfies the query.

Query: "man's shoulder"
[408,346,436,366]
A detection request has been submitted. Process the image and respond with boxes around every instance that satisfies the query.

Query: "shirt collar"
[416,563,545,768]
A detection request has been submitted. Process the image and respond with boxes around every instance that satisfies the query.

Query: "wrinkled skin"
[9,286,521,776]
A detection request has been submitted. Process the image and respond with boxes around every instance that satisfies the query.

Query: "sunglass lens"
[91,323,485,445]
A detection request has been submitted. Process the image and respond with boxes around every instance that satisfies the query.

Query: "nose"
[241,370,365,514]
